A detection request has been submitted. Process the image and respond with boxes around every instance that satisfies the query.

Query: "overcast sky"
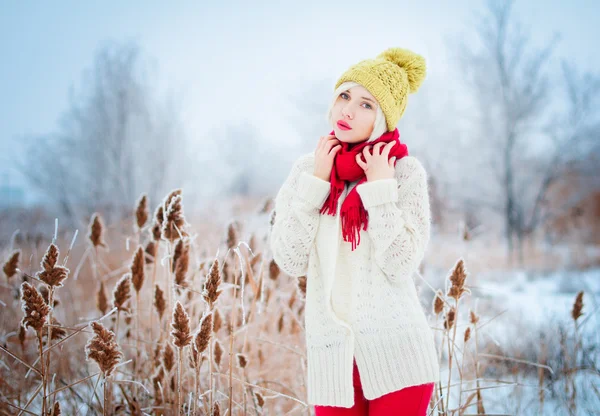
[1,0,598,203]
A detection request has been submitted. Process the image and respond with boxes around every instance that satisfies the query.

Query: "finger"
[325,134,338,143]
[389,156,397,168]
[355,153,366,169]
[382,141,396,158]
[362,146,372,161]
[324,139,340,152]
[374,142,385,155]
[328,144,341,157]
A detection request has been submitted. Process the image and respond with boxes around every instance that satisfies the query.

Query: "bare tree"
[449,0,599,266]
[14,40,189,228]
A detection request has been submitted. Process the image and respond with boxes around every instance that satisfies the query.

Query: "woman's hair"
[326,81,388,143]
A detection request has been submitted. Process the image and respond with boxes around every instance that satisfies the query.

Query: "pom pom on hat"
[376,47,426,94]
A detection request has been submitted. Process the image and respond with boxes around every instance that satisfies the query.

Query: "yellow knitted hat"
[334,47,427,131]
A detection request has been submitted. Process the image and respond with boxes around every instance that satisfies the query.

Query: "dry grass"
[0,190,597,415]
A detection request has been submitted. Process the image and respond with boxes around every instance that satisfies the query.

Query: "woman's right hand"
[313,135,341,182]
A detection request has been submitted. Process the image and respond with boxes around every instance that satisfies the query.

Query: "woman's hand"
[356,142,397,182]
[313,135,341,182]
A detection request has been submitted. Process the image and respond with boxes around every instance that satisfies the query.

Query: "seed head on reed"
[194,311,213,356]
[212,401,221,416]
[161,193,188,242]
[258,348,264,366]
[154,284,166,319]
[87,213,108,248]
[144,241,157,265]
[277,312,285,333]
[464,327,471,343]
[174,241,190,292]
[164,189,182,208]
[213,339,223,367]
[254,392,265,407]
[2,249,20,280]
[151,205,164,241]
[236,353,247,369]
[433,289,444,315]
[288,290,297,309]
[97,282,108,315]
[135,193,149,230]
[269,259,280,281]
[130,246,145,293]
[171,301,192,348]
[172,239,184,273]
[296,276,307,297]
[84,321,123,377]
[36,244,70,288]
[48,401,61,415]
[571,290,584,321]
[202,259,222,306]
[18,325,26,350]
[444,306,456,330]
[226,222,238,249]
[20,282,50,332]
[447,259,470,300]
[163,342,175,373]
[469,309,479,325]
[112,274,132,312]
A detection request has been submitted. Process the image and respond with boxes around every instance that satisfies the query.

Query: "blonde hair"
[325,81,388,143]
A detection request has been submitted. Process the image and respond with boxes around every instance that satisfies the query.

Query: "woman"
[269,47,439,415]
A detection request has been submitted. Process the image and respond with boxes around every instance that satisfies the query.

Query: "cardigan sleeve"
[269,153,332,278]
[355,156,431,287]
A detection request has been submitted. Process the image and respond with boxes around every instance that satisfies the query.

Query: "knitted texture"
[334,47,427,131]
[269,152,440,407]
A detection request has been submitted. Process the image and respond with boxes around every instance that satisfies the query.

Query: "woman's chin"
[334,128,354,141]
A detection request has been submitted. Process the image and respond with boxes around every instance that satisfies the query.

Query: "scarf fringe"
[341,203,369,251]
[320,186,343,216]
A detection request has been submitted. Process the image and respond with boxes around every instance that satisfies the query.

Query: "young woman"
[269,47,439,415]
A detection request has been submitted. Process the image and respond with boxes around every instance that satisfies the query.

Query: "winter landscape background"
[0,1,598,415]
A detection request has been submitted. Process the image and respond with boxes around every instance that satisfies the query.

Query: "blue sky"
[0,0,598,202]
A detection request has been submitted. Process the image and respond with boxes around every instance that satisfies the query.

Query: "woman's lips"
[337,121,352,130]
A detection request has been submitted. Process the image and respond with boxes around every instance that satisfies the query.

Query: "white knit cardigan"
[269,151,440,408]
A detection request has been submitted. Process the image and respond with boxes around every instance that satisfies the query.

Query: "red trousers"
[314,358,435,416]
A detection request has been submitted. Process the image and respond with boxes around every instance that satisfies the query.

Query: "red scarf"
[320,127,409,251]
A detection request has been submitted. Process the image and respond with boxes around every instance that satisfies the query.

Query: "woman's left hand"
[356,142,397,182]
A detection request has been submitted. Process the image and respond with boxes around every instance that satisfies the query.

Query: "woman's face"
[331,85,378,144]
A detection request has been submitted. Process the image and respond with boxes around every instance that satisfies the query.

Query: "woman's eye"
[339,93,372,109]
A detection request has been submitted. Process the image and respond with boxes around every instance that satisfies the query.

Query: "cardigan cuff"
[356,178,399,209]
[297,171,331,209]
